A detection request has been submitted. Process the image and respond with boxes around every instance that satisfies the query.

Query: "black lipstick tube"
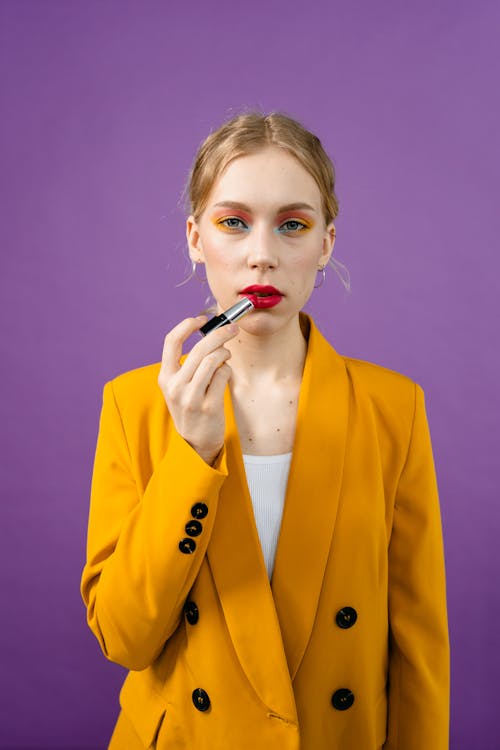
[199,297,254,336]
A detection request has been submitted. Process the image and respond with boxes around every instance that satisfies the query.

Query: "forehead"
[207,146,322,211]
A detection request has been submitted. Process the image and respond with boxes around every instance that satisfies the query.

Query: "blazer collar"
[206,313,350,718]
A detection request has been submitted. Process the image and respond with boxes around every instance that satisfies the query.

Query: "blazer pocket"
[119,670,167,749]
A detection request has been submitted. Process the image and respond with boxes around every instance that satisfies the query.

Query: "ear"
[186,215,205,264]
[319,222,336,267]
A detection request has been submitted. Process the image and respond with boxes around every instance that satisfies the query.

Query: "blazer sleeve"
[80,379,228,671]
[384,383,450,749]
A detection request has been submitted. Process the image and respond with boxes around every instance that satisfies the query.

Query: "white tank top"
[241,452,293,579]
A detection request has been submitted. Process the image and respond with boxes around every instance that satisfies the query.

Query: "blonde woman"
[81,112,449,749]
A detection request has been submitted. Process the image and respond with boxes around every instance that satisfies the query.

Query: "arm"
[384,383,450,749]
[80,379,228,671]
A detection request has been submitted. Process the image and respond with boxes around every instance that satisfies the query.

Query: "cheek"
[286,248,321,289]
[199,241,236,297]
[201,246,233,274]
[200,229,236,265]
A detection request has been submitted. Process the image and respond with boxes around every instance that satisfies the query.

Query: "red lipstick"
[239,285,283,310]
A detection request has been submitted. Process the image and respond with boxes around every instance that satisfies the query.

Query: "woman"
[81,112,450,749]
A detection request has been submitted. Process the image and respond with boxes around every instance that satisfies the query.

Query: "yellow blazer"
[81,313,449,750]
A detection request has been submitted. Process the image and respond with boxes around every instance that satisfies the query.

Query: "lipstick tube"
[199,297,254,336]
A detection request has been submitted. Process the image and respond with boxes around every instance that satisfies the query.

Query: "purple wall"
[1,1,498,747]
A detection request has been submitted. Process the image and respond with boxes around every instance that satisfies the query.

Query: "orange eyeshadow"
[211,209,252,223]
[276,211,314,227]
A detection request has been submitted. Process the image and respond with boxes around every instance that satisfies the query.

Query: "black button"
[184,600,199,625]
[191,502,208,519]
[179,538,196,554]
[335,607,357,629]
[185,520,203,537]
[192,688,210,712]
[331,688,355,711]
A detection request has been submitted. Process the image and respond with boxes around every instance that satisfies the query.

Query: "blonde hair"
[181,110,350,293]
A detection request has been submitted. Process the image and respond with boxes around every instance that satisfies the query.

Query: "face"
[186,146,335,335]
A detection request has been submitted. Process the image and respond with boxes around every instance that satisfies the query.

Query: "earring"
[175,259,207,288]
[314,265,327,288]
[191,259,207,284]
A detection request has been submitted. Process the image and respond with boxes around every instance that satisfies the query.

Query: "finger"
[187,347,232,398]
[180,323,239,383]
[161,316,208,378]
[203,362,232,406]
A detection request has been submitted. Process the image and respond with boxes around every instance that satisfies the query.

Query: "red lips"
[240,285,283,295]
[239,285,283,310]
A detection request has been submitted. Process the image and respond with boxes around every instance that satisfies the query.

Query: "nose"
[245,225,279,270]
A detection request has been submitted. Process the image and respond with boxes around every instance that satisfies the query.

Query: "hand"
[158,316,239,465]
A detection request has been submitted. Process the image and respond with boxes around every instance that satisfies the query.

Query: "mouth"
[240,285,283,297]
[239,285,283,310]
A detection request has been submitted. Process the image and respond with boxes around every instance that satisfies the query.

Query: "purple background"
[1,1,498,748]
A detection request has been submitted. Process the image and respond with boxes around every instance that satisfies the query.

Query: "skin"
[158,146,335,465]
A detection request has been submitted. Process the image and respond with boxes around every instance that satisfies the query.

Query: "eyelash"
[216,217,310,233]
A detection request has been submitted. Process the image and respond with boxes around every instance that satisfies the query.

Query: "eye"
[277,219,310,233]
[216,216,249,231]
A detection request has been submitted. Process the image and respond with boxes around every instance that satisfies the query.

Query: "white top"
[242,452,293,579]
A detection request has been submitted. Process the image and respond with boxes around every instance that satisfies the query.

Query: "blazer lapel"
[271,314,350,680]
[207,389,297,722]
[206,313,349,714]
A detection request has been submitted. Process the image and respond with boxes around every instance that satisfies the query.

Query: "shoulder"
[109,361,161,393]
[309,314,420,430]
[103,361,164,418]
[342,354,417,394]
[310,314,418,404]
[309,314,423,472]
[340,354,420,439]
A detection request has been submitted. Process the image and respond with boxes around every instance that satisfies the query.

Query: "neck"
[225,314,309,389]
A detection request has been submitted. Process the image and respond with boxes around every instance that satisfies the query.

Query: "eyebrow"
[212,200,317,213]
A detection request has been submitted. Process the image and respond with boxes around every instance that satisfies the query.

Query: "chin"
[240,310,297,335]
